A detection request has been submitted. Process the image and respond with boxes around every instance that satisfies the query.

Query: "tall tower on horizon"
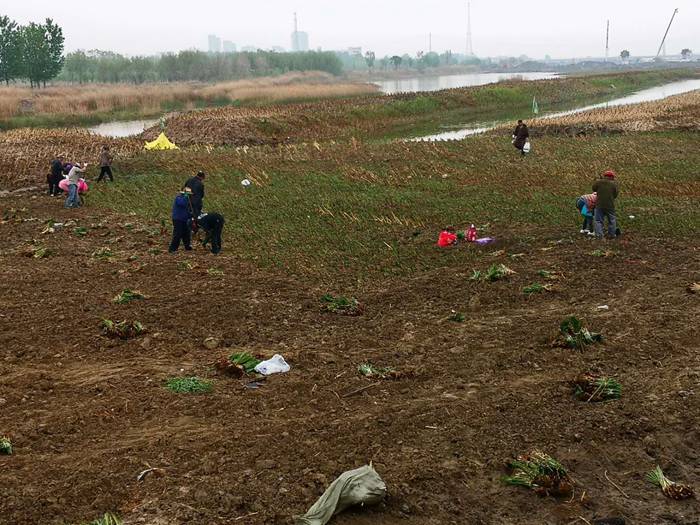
[291,12,309,52]
[605,20,610,61]
[466,1,474,56]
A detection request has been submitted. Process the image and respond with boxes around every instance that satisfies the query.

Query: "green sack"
[296,465,386,525]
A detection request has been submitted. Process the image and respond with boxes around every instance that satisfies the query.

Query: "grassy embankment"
[362,68,700,139]
[89,131,700,284]
[0,72,378,130]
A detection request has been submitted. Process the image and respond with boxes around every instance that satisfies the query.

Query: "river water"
[374,72,559,95]
[87,77,700,140]
[415,78,700,141]
[88,119,158,138]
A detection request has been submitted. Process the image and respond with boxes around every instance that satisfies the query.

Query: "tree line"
[60,49,344,84]
[0,15,64,87]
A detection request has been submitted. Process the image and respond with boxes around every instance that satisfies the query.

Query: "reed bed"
[0,72,377,121]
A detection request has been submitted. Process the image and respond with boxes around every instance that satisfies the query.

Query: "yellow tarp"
[144,132,179,151]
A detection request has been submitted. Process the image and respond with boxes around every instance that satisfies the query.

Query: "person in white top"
[64,162,87,208]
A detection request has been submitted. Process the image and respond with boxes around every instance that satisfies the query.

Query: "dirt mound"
[0,128,141,187]
[1,196,699,524]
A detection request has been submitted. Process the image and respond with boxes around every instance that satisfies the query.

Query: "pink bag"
[59,178,88,193]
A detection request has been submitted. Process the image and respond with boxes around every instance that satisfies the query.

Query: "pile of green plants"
[559,316,602,350]
[100,319,145,340]
[113,289,146,304]
[0,436,12,455]
[82,513,122,525]
[215,351,261,377]
[523,283,554,295]
[321,294,364,316]
[91,247,115,260]
[165,377,213,394]
[357,363,407,379]
[31,246,52,259]
[448,311,465,322]
[646,466,695,500]
[503,451,573,497]
[572,373,621,402]
[471,264,515,283]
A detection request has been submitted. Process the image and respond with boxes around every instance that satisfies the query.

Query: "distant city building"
[208,34,221,53]
[272,46,286,53]
[348,47,362,56]
[241,46,258,52]
[291,31,309,52]
[291,13,309,52]
[223,40,237,53]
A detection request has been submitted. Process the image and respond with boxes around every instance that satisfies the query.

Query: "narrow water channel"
[414,78,700,141]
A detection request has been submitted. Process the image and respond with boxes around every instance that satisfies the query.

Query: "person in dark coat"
[198,212,225,254]
[184,171,206,217]
[48,155,64,196]
[169,188,193,252]
[512,120,529,156]
[592,170,619,239]
[97,145,114,182]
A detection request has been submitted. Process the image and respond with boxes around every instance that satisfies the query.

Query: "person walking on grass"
[97,145,114,182]
[512,119,530,156]
[184,171,206,217]
[64,163,87,209]
[592,170,619,239]
[169,187,193,252]
[48,155,64,196]
[198,212,225,254]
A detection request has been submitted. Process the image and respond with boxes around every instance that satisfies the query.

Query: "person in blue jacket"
[169,188,193,252]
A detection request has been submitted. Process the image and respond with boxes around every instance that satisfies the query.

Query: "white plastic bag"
[254,354,290,375]
[523,141,531,153]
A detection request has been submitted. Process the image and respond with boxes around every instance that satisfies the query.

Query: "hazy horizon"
[4,0,699,59]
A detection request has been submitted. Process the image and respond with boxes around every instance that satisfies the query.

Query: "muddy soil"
[1,195,699,525]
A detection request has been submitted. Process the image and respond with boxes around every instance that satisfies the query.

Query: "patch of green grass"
[91,130,699,284]
[165,377,213,394]
[74,226,89,237]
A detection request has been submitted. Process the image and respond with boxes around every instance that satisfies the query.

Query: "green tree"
[43,18,65,85]
[364,51,375,70]
[20,22,47,87]
[390,55,402,70]
[18,18,64,87]
[620,49,630,62]
[681,48,692,60]
[0,15,22,85]
[63,50,90,82]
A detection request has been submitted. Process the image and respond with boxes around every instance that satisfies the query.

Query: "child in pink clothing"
[576,192,597,234]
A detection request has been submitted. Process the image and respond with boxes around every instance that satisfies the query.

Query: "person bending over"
[198,212,225,254]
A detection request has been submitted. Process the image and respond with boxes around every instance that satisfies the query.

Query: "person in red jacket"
[438,226,458,248]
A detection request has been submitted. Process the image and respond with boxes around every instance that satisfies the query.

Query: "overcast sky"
[4,0,699,59]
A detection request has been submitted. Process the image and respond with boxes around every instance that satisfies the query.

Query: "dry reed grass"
[528,90,700,134]
[0,72,378,120]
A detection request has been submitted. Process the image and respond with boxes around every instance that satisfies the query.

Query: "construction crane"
[656,8,679,57]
